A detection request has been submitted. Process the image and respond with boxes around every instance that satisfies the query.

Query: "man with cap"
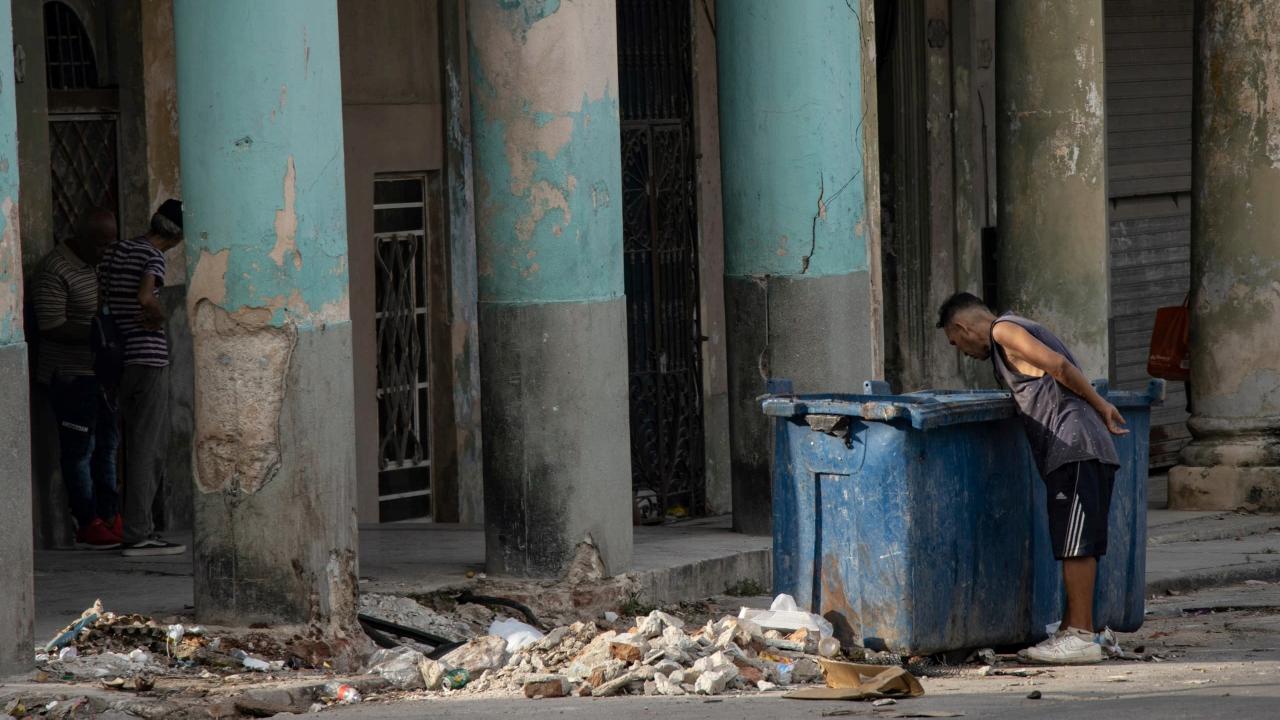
[99,199,187,556]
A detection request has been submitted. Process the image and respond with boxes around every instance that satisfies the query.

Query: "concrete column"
[0,1,34,674]
[718,0,879,535]
[995,1,1110,378]
[174,0,358,628]
[1169,1,1280,511]
[468,0,632,576]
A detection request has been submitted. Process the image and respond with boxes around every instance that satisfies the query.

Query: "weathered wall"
[691,0,730,515]
[440,0,485,525]
[337,0,450,523]
[718,0,877,535]
[996,0,1111,379]
[0,0,35,677]
[176,0,358,626]
[469,0,633,576]
[1169,0,1280,510]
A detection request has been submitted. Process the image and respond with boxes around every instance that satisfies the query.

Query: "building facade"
[2,0,1277,676]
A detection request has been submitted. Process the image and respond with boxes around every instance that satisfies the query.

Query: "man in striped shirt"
[34,208,121,549]
[99,199,187,557]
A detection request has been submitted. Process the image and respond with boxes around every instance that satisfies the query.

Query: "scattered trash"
[322,682,362,704]
[57,647,78,661]
[1027,690,1042,699]
[45,600,103,651]
[490,618,545,653]
[231,649,276,672]
[604,611,620,623]
[873,698,898,707]
[443,668,471,690]
[739,594,835,638]
[784,659,924,701]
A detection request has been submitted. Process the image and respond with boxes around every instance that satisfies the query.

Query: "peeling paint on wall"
[270,157,302,270]
[468,0,623,305]
[0,197,22,346]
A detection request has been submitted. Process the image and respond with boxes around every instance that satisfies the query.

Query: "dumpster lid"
[760,379,1164,430]
[761,391,1017,430]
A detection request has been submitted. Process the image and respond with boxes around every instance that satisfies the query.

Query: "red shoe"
[110,514,124,542]
[76,519,122,550]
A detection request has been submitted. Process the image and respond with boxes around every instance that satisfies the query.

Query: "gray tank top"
[990,314,1119,476]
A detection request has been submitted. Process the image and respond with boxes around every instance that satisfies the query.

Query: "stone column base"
[1168,465,1280,511]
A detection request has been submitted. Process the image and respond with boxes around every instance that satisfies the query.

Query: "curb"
[1148,516,1280,546]
[1145,560,1280,597]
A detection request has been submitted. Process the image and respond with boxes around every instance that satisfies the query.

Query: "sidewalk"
[31,479,1280,640]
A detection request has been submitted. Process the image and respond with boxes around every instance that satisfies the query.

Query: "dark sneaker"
[121,536,187,557]
[75,519,122,550]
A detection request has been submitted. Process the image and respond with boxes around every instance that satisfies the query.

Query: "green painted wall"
[717,0,868,279]
[0,6,21,346]
[174,0,349,327]
[468,0,624,305]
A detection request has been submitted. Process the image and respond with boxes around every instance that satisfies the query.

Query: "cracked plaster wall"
[717,0,869,280]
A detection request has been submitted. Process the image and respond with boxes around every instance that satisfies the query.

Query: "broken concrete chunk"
[643,680,658,696]
[521,674,570,699]
[636,611,686,640]
[441,635,508,675]
[654,672,686,696]
[587,659,628,687]
[418,657,449,691]
[694,665,740,695]
[592,669,646,697]
[653,659,683,676]
[364,646,427,689]
[609,636,649,664]
[536,627,571,652]
[692,651,734,673]
[790,657,822,684]
[660,626,700,654]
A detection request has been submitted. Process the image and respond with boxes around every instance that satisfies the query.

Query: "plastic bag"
[1147,299,1190,382]
[738,594,835,638]
[489,617,544,653]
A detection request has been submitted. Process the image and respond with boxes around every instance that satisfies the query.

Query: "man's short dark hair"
[936,292,989,328]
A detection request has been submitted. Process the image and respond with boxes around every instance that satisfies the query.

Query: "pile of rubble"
[364,606,846,700]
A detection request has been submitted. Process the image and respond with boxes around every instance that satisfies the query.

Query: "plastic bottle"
[817,636,841,658]
[322,682,362,704]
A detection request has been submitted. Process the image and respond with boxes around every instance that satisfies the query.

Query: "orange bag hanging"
[1147,296,1190,382]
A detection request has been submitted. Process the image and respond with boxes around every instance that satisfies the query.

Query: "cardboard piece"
[784,660,925,701]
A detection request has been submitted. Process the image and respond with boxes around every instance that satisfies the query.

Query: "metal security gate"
[617,0,705,521]
[374,174,436,522]
[49,115,119,242]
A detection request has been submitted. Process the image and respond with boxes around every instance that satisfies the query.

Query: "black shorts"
[1043,460,1116,560]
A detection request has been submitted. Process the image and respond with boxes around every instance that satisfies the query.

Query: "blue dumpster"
[763,379,1162,654]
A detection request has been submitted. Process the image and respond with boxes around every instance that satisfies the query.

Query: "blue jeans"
[49,373,120,529]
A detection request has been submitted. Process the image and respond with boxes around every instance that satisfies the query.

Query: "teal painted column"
[469,0,633,576]
[0,1,35,675]
[174,0,358,627]
[718,0,877,534]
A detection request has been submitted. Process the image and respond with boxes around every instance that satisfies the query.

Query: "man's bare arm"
[138,274,165,331]
[992,321,1129,435]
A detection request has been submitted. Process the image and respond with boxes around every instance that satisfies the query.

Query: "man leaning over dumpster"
[937,292,1127,665]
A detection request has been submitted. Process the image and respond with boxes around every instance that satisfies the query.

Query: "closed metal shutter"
[1105,0,1193,467]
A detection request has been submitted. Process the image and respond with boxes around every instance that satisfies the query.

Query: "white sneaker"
[1018,631,1104,665]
